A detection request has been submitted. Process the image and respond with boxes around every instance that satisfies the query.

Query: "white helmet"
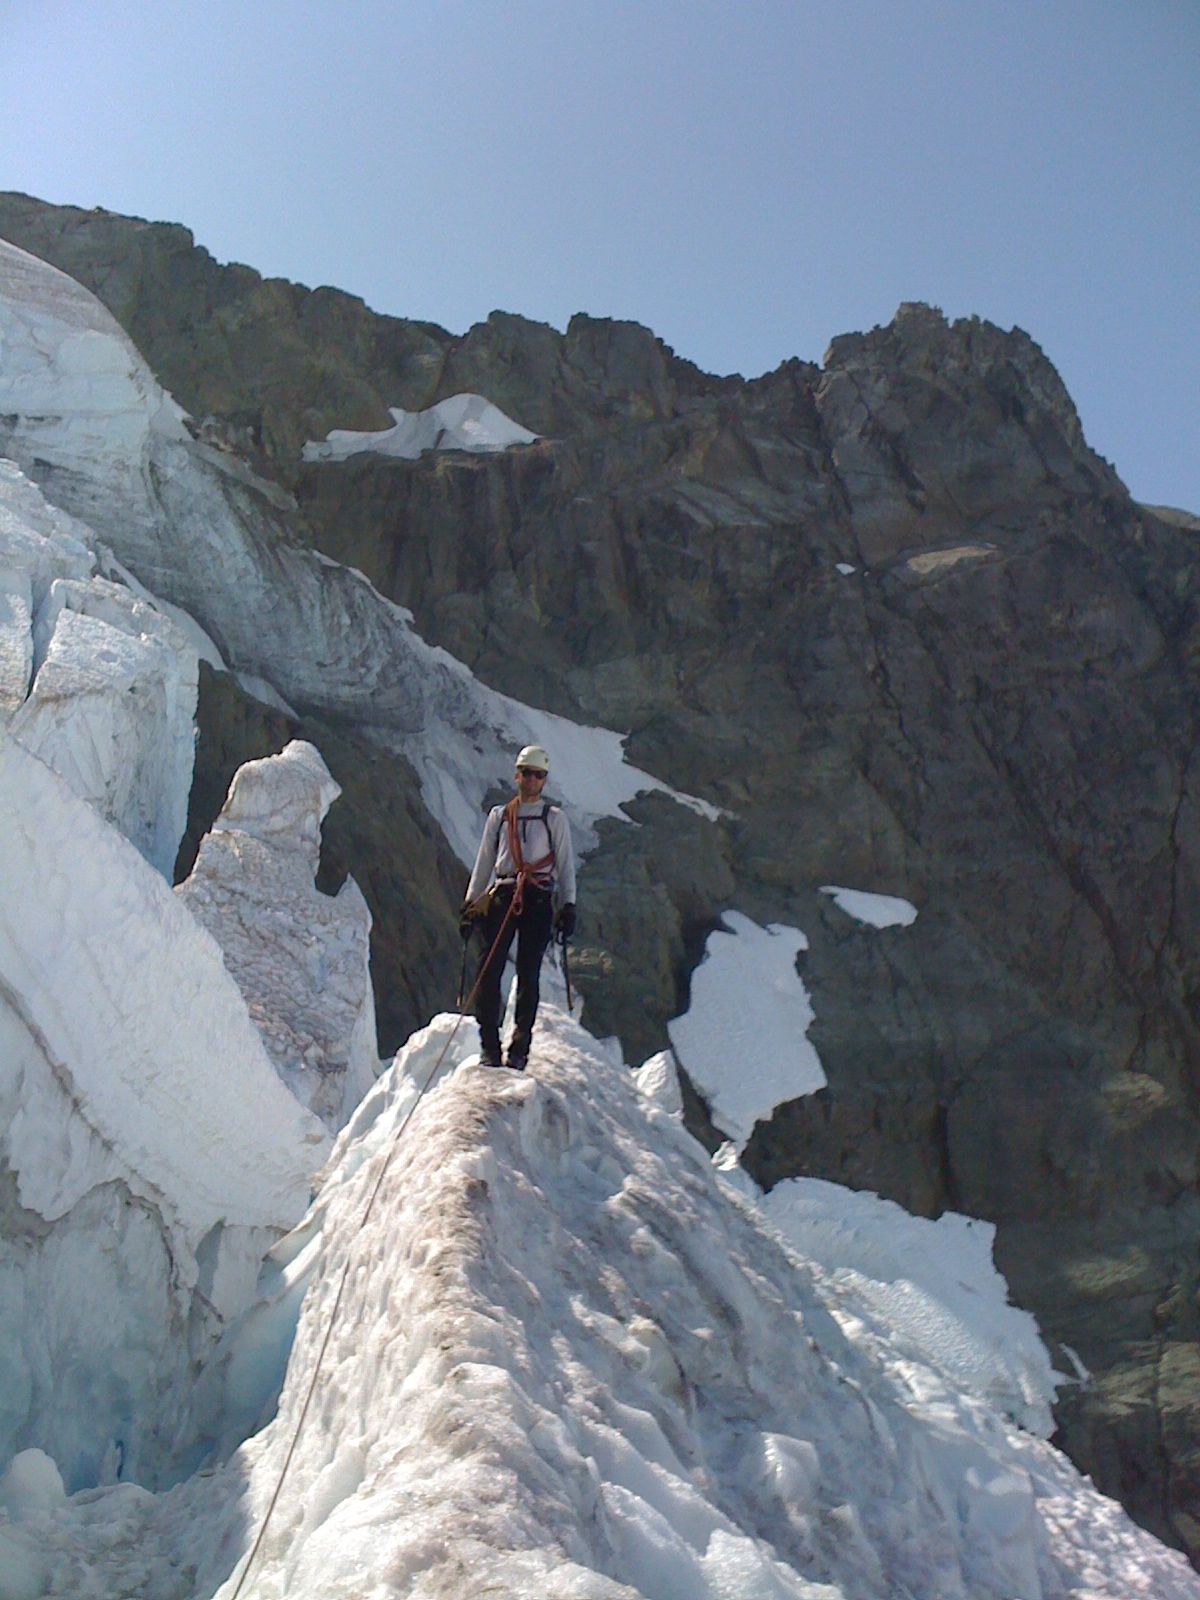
[515,744,550,772]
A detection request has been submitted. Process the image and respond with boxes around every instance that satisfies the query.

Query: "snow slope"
[760,1178,1058,1438]
[4,1006,1195,1598]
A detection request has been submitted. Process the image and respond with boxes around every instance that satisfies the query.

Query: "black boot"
[506,1025,531,1071]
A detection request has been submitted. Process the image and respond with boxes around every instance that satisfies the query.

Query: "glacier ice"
[0,459,197,876]
[178,741,379,1131]
[633,1049,684,1118]
[0,734,327,1231]
[0,732,328,1491]
[14,589,197,878]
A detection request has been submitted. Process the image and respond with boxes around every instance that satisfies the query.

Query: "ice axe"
[557,929,574,1013]
[456,929,471,1008]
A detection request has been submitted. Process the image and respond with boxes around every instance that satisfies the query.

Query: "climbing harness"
[502,796,556,915]
[228,892,525,1599]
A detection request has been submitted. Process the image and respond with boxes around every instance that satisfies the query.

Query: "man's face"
[515,765,547,801]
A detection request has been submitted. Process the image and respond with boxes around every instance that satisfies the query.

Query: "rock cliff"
[2,191,1198,1562]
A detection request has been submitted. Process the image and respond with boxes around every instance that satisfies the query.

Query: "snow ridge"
[7,1009,1190,1599]
[212,1021,1200,1599]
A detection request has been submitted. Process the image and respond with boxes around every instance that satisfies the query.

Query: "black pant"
[472,883,553,1063]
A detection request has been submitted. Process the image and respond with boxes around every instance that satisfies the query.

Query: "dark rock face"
[0,191,719,469]
[4,191,1200,1562]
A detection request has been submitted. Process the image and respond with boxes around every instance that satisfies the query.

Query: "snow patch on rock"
[669,912,825,1148]
[906,543,996,575]
[819,883,919,928]
[302,391,538,462]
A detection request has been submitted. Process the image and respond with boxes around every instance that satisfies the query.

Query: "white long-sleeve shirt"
[464,800,576,908]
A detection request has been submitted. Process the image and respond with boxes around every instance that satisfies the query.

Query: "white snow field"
[302,392,538,462]
[178,740,380,1132]
[0,239,715,872]
[669,912,826,1149]
[3,1007,1196,1599]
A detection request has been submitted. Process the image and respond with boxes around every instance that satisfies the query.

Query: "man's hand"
[555,903,576,939]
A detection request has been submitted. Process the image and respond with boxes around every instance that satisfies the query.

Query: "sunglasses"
[516,767,547,778]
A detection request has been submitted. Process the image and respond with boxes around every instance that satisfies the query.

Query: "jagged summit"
[824,298,1094,460]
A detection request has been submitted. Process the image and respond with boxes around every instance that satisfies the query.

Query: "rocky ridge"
[2,191,1198,1562]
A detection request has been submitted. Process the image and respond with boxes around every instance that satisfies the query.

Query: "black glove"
[459,911,474,942]
[555,903,576,939]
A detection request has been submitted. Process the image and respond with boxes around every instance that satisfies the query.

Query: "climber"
[460,745,576,1070]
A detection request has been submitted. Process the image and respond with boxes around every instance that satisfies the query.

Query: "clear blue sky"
[5,0,1198,509]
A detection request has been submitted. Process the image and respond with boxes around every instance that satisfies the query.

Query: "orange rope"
[504,797,555,916]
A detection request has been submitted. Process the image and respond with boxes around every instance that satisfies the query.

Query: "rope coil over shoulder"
[504,796,555,915]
